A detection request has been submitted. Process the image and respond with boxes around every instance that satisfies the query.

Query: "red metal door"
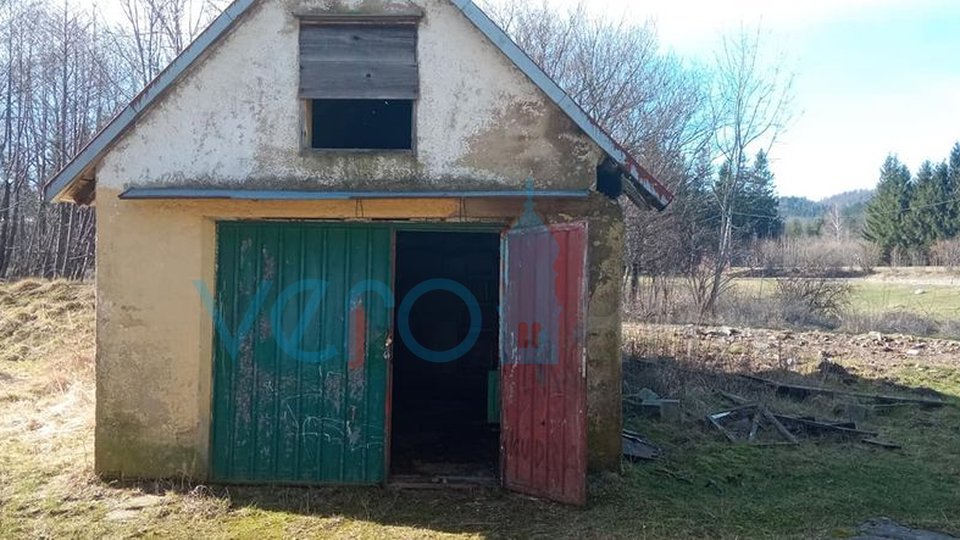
[501,222,588,505]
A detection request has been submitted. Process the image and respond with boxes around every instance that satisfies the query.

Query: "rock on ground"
[853,517,957,540]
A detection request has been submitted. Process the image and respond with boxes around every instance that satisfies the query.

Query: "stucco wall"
[95,191,623,478]
[97,0,603,193]
[93,0,625,481]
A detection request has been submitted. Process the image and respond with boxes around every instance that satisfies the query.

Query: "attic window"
[299,23,418,151]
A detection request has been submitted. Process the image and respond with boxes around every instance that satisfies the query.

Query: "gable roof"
[44,0,673,210]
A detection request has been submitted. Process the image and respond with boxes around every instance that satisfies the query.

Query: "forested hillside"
[778,190,872,240]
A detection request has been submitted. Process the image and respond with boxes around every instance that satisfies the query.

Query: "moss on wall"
[95,412,202,479]
[582,197,625,472]
[95,189,626,481]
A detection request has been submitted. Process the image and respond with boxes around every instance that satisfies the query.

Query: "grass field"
[851,282,960,319]
[1,280,959,538]
[734,277,960,320]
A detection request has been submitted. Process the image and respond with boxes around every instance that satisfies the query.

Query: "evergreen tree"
[716,151,783,242]
[949,143,960,179]
[671,147,719,267]
[934,161,958,239]
[905,161,943,253]
[744,151,784,239]
[785,219,806,238]
[947,142,960,236]
[864,155,912,263]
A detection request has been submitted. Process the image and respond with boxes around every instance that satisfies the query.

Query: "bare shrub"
[940,320,960,340]
[629,274,852,331]
[774,275,851,328]
[713,288,783,329]
[842,311,943,338]
[930,239,960,268]
[685,259,736,323]
[627,275,690,322]
[746,237,878,277]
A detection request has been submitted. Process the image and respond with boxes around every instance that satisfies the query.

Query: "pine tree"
[934,161,957,239]
[744,151,784,239]
[947,142,960,237]
[717,151,783,242]
[906,161,942,254]
[949,143,960,178]
[864,155,912,263]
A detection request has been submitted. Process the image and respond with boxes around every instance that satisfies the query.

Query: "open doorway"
[391,231,501,480]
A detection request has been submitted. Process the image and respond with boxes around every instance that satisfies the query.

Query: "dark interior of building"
[311,99,414,150]
[391,231,501,479]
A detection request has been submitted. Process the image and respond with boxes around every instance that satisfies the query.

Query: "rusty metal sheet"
[500,222,588,505]
[211,223,392,485]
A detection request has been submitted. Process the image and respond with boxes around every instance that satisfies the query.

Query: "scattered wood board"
[739,374,947,407]
[623,430,663,461]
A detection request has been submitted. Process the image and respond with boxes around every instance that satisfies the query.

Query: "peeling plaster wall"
[95,191,471,478]
[95,191,623,478]
[582,198,624,472]
[97,0,603,193]
[93,0,624,481]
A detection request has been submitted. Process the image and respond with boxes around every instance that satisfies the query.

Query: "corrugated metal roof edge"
[44,0,673,211]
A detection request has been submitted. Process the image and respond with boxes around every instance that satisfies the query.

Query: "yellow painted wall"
[89,0,628,484]
[95,188,623,478]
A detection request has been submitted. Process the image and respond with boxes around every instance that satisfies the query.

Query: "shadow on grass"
[621,352,960,538]
[102,478,597,538]
[730,267,876,279]
[94,353,960,539]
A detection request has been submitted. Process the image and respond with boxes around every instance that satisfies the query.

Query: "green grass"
[733,278,960,319]
[3,361,957,539]
[3,280,960,538]
[851,282,960,319]
[623,393,960,538]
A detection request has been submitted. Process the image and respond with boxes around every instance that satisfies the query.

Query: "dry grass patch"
[2,280,959,538]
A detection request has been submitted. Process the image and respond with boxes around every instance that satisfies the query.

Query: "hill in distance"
[780,189,875,221]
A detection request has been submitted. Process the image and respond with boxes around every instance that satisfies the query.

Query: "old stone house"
[45,0,671,505]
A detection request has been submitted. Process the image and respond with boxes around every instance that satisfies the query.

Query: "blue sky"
[94,0,960,200]
[545,0,960,200]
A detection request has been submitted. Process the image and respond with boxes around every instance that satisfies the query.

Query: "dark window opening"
[311,99,413,150]
[391,231,501,480]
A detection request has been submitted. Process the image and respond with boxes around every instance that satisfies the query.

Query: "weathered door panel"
[211,223,392,485]
[501,223,588,505]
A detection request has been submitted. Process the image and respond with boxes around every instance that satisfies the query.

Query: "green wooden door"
[211,223,393,484]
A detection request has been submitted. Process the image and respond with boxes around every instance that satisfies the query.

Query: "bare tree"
[0,0,225,280]
[694,27,794,317]
[481,0,717,310]
[10,0,128,278]
[482,0,711,180]
[109,0,227,90]
[826,204,845,241]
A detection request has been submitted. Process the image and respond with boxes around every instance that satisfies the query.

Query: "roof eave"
[617,156,673,210]
[44,0,674,211]
[42,0,258,203]
[450,0,673,211]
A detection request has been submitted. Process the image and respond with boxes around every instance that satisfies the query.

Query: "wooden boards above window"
[299,24,419,100]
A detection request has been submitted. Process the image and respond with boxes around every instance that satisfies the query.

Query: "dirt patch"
[626,323,960,378]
